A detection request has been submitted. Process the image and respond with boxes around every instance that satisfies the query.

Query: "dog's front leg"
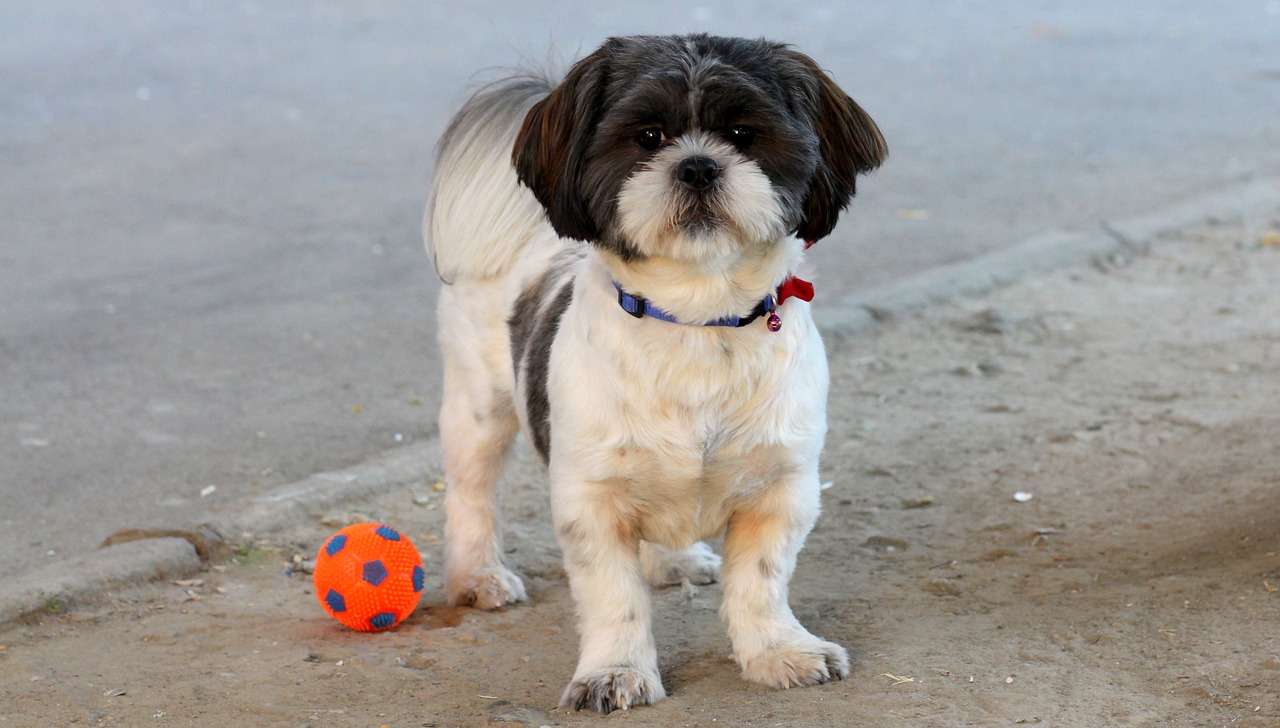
[553,483,666,713]
[720,477,850,688]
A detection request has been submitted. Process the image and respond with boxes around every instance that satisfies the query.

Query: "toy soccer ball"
[313,522,425,632]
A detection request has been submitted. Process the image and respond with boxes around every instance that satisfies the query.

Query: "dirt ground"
[2,219,1279,727]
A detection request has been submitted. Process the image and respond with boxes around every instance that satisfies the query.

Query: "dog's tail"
[425,74,557,284]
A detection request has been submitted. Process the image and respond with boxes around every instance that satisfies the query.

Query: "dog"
[424,34,886,712]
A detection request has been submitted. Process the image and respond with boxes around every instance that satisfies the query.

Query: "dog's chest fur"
[509,253,828,545]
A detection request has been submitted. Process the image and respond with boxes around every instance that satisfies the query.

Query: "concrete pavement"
[3,1,1279,581]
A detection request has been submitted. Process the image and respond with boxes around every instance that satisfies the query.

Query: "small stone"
[488,706,550,726]
[924,579,962,597]
[862,535,910,553]
[900,495,934,509]
[977,360,1005,376]
[964,308,1018,335]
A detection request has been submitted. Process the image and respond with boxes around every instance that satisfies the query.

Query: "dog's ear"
[513,50,608,242]
[788,52,887,242]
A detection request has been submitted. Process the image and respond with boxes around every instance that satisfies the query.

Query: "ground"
[1,220,1278,726]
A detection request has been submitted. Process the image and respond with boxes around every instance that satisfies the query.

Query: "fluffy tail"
[425,74,555,284]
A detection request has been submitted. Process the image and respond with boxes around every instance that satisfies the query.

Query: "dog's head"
[513,34,886,264]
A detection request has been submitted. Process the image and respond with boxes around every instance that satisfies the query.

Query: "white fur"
[426,82,845,712]
[424,84,556,284]
[617,133,787,265]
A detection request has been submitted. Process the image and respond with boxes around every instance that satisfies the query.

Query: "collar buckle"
[616,286,646,318]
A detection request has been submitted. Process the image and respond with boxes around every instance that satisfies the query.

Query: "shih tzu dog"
[424,34,885,712]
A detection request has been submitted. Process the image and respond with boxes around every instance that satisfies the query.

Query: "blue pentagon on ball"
[362,559,388,587]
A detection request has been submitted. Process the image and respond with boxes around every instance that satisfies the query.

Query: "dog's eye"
[728,125,757,149]
[636,128,664,151]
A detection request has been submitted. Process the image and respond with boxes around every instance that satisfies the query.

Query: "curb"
[0,539,203,626]
[2,176,1277,630]
[0,441,446,627]
[212,439,444,541]
[812,176,1280,333]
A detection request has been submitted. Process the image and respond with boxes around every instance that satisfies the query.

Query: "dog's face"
[513,34,886,264]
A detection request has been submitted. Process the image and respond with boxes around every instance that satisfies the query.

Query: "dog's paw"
[641,541,722,588]
[739,636,850,689]
[445,565,527,610]
[560,666,666,713]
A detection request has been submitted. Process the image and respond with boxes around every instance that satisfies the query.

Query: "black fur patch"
[508,269,575,463]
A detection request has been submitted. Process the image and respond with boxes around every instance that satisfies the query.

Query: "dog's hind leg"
[438,282,526,610]
[639,541,722,588]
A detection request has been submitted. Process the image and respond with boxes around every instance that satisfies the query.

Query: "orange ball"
[313,522,424,632]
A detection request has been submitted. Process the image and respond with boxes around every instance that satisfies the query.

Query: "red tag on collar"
[775,239,818,305]
[777,275,814,304]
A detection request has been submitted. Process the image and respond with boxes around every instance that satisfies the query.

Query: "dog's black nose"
[676,156,720,190]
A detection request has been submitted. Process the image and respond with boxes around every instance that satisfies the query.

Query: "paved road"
[3,1,1278,579]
